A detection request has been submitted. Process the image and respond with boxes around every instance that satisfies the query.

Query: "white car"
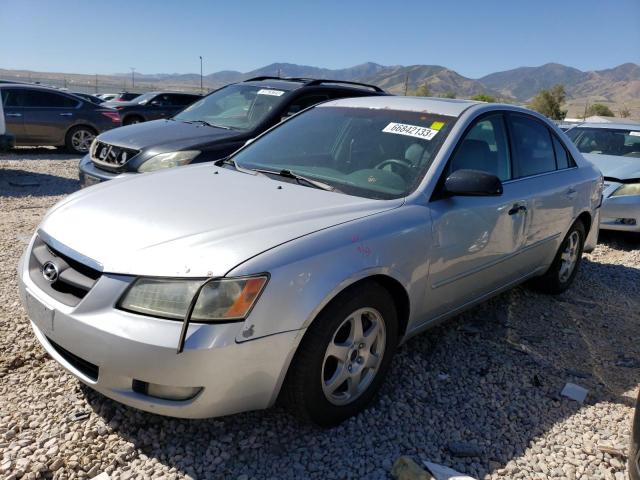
[567,122,640,231]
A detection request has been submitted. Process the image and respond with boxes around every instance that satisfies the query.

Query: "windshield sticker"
[430,121,445,131]
[629,131,640,137]
[382,122,439,140]
[257,89,285,97]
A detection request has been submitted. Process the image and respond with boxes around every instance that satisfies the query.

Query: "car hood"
[39,164,402,277]
[583,153,640,181]
[95,119,242,151]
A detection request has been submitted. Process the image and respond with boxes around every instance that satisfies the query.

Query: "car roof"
[571,121,640,130]
[319,95,481,117]
[241,77,385,94]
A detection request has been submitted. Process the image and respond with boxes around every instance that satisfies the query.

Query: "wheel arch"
[123,113,144,124]
[576,210,592,236]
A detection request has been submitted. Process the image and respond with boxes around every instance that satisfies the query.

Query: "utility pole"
[277,68,281,78]
[403,72,409,96]
[130,67,136,90]
[199,56,203,94]
[95,74,98,93]
[583,100,589,120]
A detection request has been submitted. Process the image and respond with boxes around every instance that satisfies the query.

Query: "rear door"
[21,89,81,145]
[505,113,577,267]
[427,113,529,317]
[1,88,26,140]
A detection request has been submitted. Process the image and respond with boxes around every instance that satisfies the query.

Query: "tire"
[65,126,96,154]
[283,282,399,427]
[530,220,586,294]
[123,116,143,126]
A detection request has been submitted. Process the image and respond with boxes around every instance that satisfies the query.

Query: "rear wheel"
[65,126,96,154]
[530,220,586,294]
[283,282,398,426]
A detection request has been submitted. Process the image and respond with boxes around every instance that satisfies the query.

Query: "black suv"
[1,84,121,153]
[79,77,386,186]
[103,91,202,125]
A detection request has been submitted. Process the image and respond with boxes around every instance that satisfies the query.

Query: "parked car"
[71,92,105,104]
[566,122,640,231]
[97,93,118,101]
[78,77,386,187]
[19,97,602,425]
[1,84,121,153]
[0,93,15,150]
[102,91,201,126]
[631,392,640,480]
[110,92,141,102]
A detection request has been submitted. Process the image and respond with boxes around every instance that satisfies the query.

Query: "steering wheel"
[374,159,414,178]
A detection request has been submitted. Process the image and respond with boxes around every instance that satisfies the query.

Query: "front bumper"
[18,244,302,419]
[78,154,134,188]
[600,194,640,232]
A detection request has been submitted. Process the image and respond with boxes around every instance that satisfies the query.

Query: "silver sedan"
[567,122,640,232]
[19,96,602,426]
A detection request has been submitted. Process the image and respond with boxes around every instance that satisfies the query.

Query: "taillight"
[101,111,121,123]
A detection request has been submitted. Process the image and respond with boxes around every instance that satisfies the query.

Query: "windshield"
[567,127,640,158]
[232,106,455,199]
[174,84,290,130]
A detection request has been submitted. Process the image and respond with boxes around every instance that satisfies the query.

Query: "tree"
[618,105,631,118]
[441,92,456,99]
[471,94,496,103]
[413,83,430,97]
[587,103,614,117]
[529,84,567,120]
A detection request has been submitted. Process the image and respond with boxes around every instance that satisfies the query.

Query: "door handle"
[508,204,527,215]
[5,113,22,117]
[59,113,73,117]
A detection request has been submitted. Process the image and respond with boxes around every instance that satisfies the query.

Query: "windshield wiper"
[214,157,261,175]
[252,168,337,192]
[185,120,233,130]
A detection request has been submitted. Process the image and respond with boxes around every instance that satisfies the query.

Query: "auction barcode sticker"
[257,89,285,96]
[382,122,439,140]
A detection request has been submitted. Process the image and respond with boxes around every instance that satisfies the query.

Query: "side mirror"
[444,169,503,196]
[150,100,162,106]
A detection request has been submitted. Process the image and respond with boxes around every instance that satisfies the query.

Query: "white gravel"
[1,149,639,480]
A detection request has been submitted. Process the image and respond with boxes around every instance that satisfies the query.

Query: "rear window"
[567,127,640,158]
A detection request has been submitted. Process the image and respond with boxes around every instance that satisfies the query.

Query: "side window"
[509,114,556,177]
[1,89,25,107]
[284,94,329,117]
[168,95,194,106]
[23,90,79,108]
[552,135,572,169]
[450,114,511,181]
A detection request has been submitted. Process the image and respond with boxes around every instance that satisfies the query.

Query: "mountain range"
[2,62,639,105]
[126,61,640,103]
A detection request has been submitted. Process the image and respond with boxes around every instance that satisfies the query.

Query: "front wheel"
[530,220,586,294]
[283,282,398,427]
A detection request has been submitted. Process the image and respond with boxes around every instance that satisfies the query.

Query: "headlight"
[118,276,268,322]
[610,183,640,197]
[137,150,200,173]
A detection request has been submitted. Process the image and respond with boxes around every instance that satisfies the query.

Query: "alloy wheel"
[71,129,95,152]
[559,230,580,283]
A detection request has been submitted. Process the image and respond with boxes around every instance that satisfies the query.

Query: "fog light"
[132,380,202,401]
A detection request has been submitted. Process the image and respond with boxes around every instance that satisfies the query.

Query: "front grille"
[47,337,99,381]
[91,140,139,171]
[28,236,101,307]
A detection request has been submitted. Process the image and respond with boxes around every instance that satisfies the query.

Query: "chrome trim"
[502,167,579,185]
[37,229,103,272]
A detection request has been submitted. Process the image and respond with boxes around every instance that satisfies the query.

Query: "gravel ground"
[1,149,639,480]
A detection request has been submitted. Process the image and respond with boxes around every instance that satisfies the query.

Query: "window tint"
[509,114,556,177]
[2,89,28,107]
[168,94,196,106]
[450,114,511,180]
[22,90,79,108]
[552,135,571,169]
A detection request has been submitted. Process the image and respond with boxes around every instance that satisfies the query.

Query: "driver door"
[425,113,530,318]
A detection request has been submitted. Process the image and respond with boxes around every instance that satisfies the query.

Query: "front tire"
[530,220,586,294]
[283,282,398,427]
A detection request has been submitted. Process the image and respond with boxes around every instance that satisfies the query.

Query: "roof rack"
[242,76,384,92]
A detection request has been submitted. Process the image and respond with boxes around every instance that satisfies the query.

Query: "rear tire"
[283,282,398,427]
[530,220,586,294]
[65,126,96,154]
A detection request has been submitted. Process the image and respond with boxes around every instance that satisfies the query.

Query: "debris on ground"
[560,382,589,403]
[391,456,433,480]
[424,461,476,480]
[447,441,483,458]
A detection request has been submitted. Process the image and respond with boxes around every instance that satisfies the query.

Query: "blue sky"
[1,0,638,78]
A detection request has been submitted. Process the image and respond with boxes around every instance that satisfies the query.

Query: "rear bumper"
[600,195,640,232]
[78,154,133,187]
